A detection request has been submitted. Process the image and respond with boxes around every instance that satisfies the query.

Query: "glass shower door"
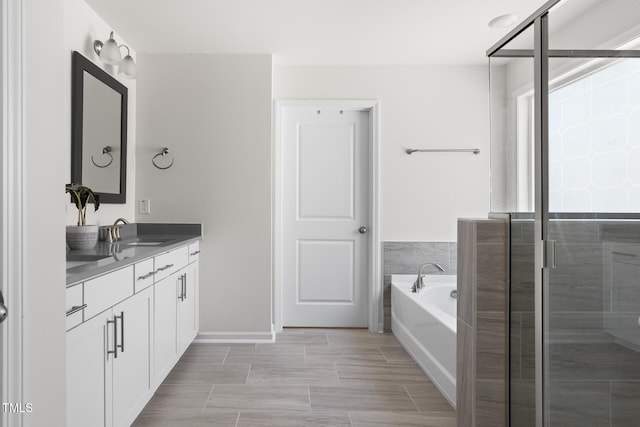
[544,4,640,425]
[488,20,538,426]
[544,60,640,427]
[489,1,640,426]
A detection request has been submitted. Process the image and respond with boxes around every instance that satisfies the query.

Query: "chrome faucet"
[411,262,446,292]
[110,218,130,241]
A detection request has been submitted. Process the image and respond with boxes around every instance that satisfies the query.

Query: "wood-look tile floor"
[133,328,456,426]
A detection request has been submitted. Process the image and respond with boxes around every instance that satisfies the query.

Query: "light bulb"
[118,55,137,79]
[99,31,122,65]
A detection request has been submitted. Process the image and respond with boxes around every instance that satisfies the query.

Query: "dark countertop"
[66,223,202,286]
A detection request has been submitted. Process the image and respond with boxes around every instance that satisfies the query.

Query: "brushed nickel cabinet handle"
[156,264,174,272]
[66,304,87,316]
[178,275,185,301]
[137,271,155,280]
[190,250,200,256]
[183,273,187,299]
[116,311,124,353]
[107,316,118,359]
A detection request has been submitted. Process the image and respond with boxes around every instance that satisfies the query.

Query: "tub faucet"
[110,218,130,241]
[411,262,446,292]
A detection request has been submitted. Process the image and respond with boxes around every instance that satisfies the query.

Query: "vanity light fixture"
[488,13,518,29]
[93,31,137,79]
[117,45,137,79]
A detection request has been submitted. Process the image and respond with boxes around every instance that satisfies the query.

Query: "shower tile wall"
[509,219,535,426]
[510,219,640,427]
[383,242,457,331]
[457,217,509,427]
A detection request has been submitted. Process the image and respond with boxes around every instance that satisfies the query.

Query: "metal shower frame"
[486,1,640,425]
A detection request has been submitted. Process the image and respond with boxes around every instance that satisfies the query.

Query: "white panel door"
[282,108,369,327]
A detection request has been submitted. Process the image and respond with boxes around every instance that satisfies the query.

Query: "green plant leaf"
[66,183,100,225]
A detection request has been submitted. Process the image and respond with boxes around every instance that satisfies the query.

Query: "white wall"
[274,65,490,242]
[136,54,273,334]
[24,0,67,424]
[63,0,136,226]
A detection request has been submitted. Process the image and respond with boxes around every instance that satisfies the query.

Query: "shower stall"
[488,0,640,425]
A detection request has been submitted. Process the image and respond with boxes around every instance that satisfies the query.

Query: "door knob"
[359,226,367,234]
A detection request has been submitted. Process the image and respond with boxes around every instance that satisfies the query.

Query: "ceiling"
[84,0,552,65]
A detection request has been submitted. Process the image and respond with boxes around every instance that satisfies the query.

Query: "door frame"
[1,0,26,425]
[273,99,382,333]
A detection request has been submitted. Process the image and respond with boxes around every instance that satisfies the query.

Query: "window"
[517,53,640,212]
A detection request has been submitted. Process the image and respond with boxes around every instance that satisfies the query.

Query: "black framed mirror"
[71,51,127,203]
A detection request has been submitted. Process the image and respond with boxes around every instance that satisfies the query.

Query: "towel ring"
[91,146,113,168]
[152,147,174,170]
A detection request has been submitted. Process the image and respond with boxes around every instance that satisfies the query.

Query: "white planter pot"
[66,225,99,250]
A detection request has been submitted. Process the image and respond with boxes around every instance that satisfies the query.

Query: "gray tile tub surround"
[383,242,457,275]
[383,241,457,331]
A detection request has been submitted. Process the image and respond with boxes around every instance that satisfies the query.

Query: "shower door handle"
[544,240,557,269]
[0,290,7,323]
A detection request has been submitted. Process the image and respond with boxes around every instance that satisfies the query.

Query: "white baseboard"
[195,325,276,343]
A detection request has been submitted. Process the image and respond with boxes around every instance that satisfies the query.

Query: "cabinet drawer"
[84,266,134,320]
[66,284,84,331]
[135,258,155,293]
[188,241,200,264]
[154,246,188,282]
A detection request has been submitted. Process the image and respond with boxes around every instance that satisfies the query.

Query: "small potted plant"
[66,183,101,250]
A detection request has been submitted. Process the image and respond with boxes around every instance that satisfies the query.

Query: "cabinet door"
[112,287,153,427]
[154,272,178,384]
[67,311,112,427]
[178,262,199,354]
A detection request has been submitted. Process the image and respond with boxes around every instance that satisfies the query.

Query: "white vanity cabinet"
[65,284,84,331]
[153,269,180,383]
[111,286,153,427]
[134,258,155,293]
[188,240,200,263]
[178,261,198,354]
[67,309,111,427]
[154,246,188,282]
[66,239,200,427]
[153,244,199,384]
[67,282,152,427]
